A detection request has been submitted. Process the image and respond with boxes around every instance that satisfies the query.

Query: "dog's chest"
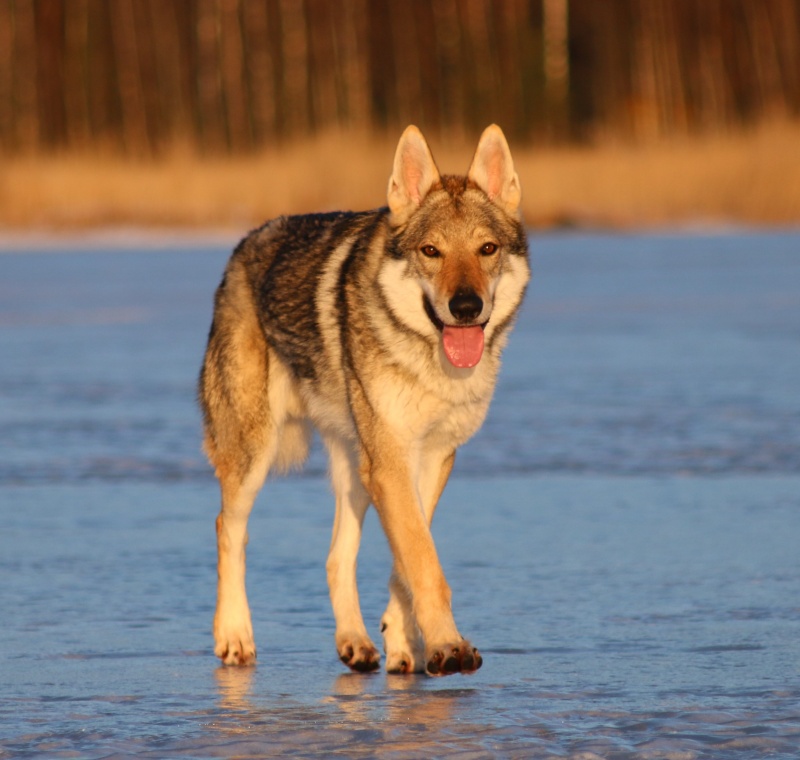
[371,368,492,449]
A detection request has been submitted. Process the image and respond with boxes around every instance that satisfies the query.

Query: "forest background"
[2,0,799,231]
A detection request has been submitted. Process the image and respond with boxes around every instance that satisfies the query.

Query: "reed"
[2,121,799,232]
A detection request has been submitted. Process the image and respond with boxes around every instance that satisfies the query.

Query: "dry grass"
[1,121,799,233]
[519,120,800,228]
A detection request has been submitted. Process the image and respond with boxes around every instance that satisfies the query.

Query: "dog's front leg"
[382,449,458,674]
[363,438,481,676]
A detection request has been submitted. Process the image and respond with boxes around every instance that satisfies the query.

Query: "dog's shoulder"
[221,208,389,381]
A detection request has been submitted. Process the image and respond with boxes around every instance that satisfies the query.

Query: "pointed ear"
[468,124,521,215]
[387,125,441,224]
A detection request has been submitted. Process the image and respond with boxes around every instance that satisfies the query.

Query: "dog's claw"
[387,658,410,674]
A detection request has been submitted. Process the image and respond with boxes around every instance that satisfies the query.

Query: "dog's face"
[381,126,529,369]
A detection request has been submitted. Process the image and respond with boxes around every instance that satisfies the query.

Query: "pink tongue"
[442,325,485,368]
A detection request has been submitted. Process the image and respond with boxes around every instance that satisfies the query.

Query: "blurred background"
[1,0,800,229]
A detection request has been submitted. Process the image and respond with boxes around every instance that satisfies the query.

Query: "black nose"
[448,290,483,322]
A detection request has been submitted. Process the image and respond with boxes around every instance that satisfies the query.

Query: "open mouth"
[423,296,486,369]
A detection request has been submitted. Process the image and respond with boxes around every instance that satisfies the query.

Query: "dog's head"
[382,125,529,369]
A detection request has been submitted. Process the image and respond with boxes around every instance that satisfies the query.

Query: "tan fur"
[199,125,529,675]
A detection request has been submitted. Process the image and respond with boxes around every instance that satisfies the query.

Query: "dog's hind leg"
[200,260,285,666]
[324,435,381,672]
[213,449,272,665]
[210,366,309,666]
[202,351,274,665]
[380,449,456,674]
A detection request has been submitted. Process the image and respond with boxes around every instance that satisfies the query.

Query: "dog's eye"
[421,245,440,258]
[481,242,498,256]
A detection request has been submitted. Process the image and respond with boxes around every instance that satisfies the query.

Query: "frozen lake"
[1,230,799,758]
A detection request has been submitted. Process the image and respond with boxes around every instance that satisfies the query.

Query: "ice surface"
[1,231,799,758]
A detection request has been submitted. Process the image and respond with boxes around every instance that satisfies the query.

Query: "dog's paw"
[337,635,381,673]
[214,634,257,666]
[385,649,425,674]
[425,640,483,676]
[380,612,425,674]
[214,613,256,666]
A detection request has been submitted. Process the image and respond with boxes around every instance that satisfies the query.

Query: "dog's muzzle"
[423,295,487,369]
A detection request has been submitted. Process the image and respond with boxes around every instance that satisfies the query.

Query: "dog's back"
[199,209,386,473]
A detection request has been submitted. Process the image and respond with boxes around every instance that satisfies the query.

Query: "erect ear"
[387,125,441,224]
[467,124,521,216]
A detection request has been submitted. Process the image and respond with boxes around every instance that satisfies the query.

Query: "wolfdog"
[199,125,529,675]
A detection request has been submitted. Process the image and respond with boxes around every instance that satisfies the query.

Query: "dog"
[199,124,530,676]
